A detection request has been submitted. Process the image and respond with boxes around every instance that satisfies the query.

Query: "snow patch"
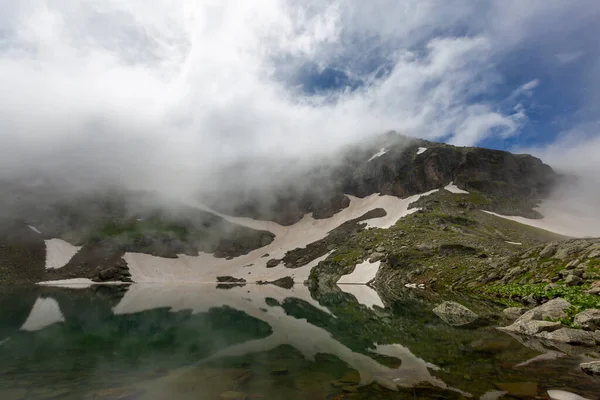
[337,260,381,284]
[38,278,129,288]
[20,297,64,331]
[368,148,388,161]
[444,181,469,194]
[45,239,81,269]
[28,225,41,234]
[482,201,600,238]
[0,337,10,346]
[504,241,522,245]
[416,147,427,155]
[337,284,384,309]
[404,283,425,289]
[125,190,438,284]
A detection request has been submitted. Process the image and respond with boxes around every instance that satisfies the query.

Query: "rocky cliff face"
[202,133,557,224]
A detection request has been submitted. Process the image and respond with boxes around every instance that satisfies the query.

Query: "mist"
[1,1,599,204]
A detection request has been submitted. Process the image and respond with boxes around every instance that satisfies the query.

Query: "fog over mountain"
[1,1,599,202]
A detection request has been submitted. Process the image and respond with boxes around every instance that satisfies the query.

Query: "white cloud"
[555,51,584,64]
[0,0,597,196]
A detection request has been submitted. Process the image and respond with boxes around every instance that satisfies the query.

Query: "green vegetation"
[468,192,491,205]
[480,283,600,323]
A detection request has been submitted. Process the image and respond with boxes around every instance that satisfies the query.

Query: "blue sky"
[0,0,599,188]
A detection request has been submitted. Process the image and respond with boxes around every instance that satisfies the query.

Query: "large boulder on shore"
[433,301,479,326]
[499,298,571,336]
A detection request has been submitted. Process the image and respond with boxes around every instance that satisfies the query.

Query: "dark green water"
[1,284,599,400]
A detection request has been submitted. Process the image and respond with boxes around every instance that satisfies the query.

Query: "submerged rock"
[501,320,562,336]
[537,328,598,346]
[433,301,479,326]
[580,361,600,377]
[574,309,600,331]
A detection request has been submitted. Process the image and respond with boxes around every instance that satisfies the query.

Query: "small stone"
[219,391,248,400]
[571,269,584,277]
[266,259,281,268]
[565,274,583,286]
[375,245,385,252]
[523,294,537,306]
[565,259,580,269]
[573,309,600,331]
[545,283,560,291]
[580,361,600,377]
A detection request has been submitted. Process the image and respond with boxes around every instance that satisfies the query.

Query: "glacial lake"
[1,284,599,400]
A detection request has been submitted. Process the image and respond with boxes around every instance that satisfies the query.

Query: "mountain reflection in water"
[0,283,599,400]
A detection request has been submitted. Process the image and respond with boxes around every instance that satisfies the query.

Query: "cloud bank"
[0,0,599,195]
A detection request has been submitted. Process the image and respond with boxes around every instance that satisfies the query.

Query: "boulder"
[433,301,479,326]
[539,243,558,258]
[545,283,560,291]
[571,269,584,277]
[586,287,600,295]
[517,298,571,323]
[98,267,118,281]
[580,361,600,377]
[565,274,583,286]
[369,252,385,262]
[574,309,600,331]
[538,328,597,346]
[502,307,526,320]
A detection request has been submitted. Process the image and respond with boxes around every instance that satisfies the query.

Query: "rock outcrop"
[500,299,600,347]
[202,133,557,225]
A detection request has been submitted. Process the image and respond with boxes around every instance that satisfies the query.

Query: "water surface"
[1,283,599,399]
